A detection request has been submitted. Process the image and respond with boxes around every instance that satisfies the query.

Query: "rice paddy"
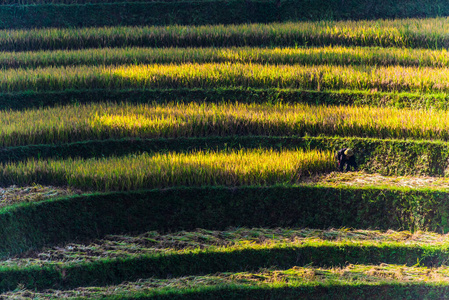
[1,102,449,148]
[0,149,334,190]
[2,5,449,299]
[2,18,449,52]
[5,62,449,93]
[5,46,449,70]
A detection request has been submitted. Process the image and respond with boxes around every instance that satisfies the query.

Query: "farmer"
[336,148,357,172]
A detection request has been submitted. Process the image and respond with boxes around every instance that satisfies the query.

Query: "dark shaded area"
[0,1,277,29]
[1,0,449,29]
[1,88,446,111]
[279,0,449,22]
[0,186,448,257]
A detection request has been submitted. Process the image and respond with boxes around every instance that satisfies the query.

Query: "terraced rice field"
[3,1,449,298]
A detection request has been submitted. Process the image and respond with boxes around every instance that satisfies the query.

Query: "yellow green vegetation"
[4,62,449,93]
[5,46,449,69]
[1,149,333,190]
[3,102,449,147]
[4,18,449,51]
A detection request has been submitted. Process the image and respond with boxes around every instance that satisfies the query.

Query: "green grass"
[5,46,449,70]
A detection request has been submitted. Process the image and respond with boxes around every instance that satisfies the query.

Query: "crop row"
[0,135,447,178]
[3,102,449,147]
[4,63,449,93]
[1,237,449,295]
[0,88,447,111]
[3,267,449,299]
[7,46,449,70]
[0,224,447,293]
[0,149,333,190]
[1,18,449,52]
[5,46,449,70]
[4,228,447,267]
[4,186,449,257]
[3,268,449,299]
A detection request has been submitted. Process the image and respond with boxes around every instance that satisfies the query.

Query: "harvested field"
[311,172,449,190]
[0,185,81,207]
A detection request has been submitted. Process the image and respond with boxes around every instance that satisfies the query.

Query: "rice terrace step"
[3,0,449,298]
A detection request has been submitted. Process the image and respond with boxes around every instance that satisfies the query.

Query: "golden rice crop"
[3,18,449,52]
[2,63,449,93]
[0,149,334,190]
[4,46,449,69]
[2,102,449,147]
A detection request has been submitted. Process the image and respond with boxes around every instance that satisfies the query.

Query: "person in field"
[336,148,357,172]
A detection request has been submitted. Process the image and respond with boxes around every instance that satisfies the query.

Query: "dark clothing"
[336,148,357,172]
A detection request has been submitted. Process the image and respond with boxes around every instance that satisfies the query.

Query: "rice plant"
[2,18,449,51]
[1,102,449,147]
[2,62,449,93]
[0,149,334,190]
[4,46,449,69]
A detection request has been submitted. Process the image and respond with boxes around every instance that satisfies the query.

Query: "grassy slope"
[2,13,449,299]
